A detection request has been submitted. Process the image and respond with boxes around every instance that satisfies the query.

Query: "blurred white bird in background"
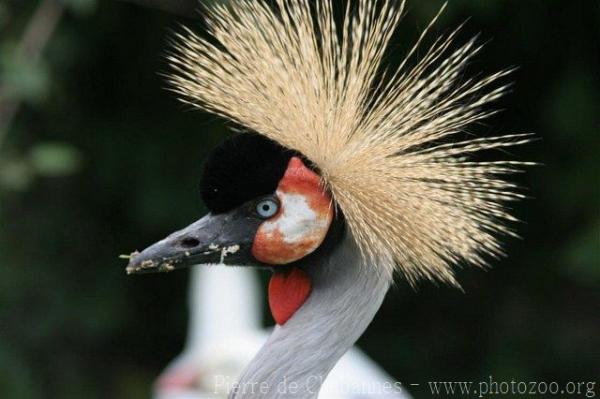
[154,266,411,399]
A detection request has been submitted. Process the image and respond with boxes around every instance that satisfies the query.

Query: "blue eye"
[256,198,279,218]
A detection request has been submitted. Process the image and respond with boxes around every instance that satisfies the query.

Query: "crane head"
[128,0,532,289]
[126,134,338,275]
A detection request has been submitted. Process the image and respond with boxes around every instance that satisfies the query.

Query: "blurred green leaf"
[0,158,34,191]
[62,0,97,16]
[28,141,83,176]
[0,43,51,103]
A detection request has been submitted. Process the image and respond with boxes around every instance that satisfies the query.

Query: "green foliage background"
[0,0,598,398]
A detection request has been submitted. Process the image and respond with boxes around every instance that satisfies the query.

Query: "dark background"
[0,0,598,398]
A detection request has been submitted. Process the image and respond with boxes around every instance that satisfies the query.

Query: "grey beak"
[126,211,259,275]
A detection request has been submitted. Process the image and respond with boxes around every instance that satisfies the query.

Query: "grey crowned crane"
[126,0,530,397]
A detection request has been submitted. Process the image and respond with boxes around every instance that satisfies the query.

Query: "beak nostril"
[179,237,200,249]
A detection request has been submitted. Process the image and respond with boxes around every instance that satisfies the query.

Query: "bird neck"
[231,234,392,398]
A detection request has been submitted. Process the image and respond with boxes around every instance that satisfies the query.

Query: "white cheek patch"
[261,191,330,245]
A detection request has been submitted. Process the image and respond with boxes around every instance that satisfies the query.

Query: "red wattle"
[268,267,312,325]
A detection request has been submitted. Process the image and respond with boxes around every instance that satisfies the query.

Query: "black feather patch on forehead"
[201,133,295,214]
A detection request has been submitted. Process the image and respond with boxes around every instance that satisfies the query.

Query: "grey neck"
[230,234,392,399]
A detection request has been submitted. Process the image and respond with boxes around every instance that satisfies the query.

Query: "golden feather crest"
[168,0,531,286]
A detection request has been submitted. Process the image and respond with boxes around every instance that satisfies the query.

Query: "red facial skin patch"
[269,267,312,325]
[253,157,331,325]
[252,157,333,265]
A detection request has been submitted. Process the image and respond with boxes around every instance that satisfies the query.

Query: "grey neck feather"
[230,234,392,399]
